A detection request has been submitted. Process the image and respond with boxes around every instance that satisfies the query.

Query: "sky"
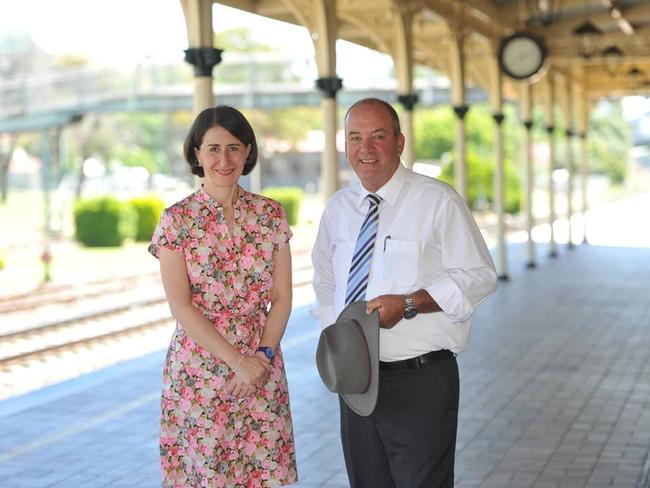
[2,0,647,117]
[0,0,393,85]
[1,0,310,66]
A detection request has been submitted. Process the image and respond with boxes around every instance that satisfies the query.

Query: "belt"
[379,350,454,371]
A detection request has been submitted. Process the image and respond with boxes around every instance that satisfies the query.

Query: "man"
[311,98,498,487]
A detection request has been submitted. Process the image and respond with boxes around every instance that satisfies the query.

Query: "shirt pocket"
[383,238,423,291]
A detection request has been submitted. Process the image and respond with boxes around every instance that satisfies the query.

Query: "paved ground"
[1,194,649,488]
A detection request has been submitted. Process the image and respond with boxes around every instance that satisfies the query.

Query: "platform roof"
[215,0,650,101]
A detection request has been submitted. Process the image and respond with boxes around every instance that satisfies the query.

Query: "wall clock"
[498,32,547,80]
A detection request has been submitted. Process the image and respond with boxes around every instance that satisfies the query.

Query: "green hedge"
[129,195,165,242]
[262,187,303,226]
[74,196,136,247]
[0,253,5,271]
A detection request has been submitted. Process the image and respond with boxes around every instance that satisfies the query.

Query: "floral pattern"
[149,187,297,487]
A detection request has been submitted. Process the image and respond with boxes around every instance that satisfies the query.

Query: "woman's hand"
[225,355,272,398]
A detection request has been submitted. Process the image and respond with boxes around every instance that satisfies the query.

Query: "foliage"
[261,187,303,226]
[414,104,522,163]
[414,104,523,214]
[215,27,275,53]
[245,107,323,148]
[414,106,455,160]
[213,27,301,84]
[54,54,90,68]
[129,195,165,242]
[74,196,136,247]
[0,252,5,271]
[438,151,522,214]
[589,101,631,184]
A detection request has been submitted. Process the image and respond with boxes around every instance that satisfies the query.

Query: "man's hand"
[366,294,405,329]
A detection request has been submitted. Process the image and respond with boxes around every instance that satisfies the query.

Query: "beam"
[527,2,650,39]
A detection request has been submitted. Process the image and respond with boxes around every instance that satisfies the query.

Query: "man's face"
[345,103,405,193]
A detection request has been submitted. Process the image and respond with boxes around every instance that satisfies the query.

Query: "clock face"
[499,33,546,80]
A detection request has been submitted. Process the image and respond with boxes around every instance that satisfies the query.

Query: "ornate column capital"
[184,47,223,77]
[546,125,555,134]
[315,77,343,98]
[397,94,418,111]
[453,105,469,120]
[492,113,505,125]
[523,120,533,131]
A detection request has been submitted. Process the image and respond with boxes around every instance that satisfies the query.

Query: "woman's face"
[194,125,250,190]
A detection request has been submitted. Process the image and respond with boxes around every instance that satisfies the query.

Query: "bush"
[262,187,303,226]
[129,195,165,241]
[74,196,136,247]
[0,253,5,271]
[438,151,522,214]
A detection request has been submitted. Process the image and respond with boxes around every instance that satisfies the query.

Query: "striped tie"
[345,194,382,305]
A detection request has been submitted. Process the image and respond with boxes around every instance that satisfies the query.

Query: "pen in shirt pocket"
[383,235,391,252]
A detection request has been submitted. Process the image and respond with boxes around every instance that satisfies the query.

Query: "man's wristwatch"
[403,294,418,319]
[256,346,275,361]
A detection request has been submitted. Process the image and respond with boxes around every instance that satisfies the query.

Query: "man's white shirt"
[311,163,498,361]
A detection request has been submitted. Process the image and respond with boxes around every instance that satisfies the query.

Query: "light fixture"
[572,19,603,59]
[602,44,623,77]
[628,67,645,90]
[525,0,565,27]
[628,67,643,78]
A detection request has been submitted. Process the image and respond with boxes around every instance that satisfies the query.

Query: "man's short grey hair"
[344,98,401,135]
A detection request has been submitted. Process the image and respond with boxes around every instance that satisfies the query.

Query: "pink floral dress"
[149,187,298,487]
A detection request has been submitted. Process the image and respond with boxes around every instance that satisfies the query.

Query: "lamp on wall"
[628,66,643,79]
[602,44,623,76]
[572,19,603,59]
[628,66,645,89]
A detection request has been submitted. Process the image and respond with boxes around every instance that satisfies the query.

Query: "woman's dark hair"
[183,105,258,177]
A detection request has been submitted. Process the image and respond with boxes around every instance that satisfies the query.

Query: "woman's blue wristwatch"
[256,346,275,361]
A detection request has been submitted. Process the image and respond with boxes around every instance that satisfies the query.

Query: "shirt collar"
[354,162,408,210]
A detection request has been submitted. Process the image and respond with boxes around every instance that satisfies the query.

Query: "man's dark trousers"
[339,355,459,488]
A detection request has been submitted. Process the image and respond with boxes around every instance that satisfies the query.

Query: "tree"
[213,27,302,84]
[589,101,631,184]
[414,106,455,160]
[0,134,18,203]
[66,115,116,199]
[414,103,524,214]
[438,150,523,214]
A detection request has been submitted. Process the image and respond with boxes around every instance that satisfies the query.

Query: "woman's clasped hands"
[226,353,272,399]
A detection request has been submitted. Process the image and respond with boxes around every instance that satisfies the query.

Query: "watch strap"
[256,346,275,360]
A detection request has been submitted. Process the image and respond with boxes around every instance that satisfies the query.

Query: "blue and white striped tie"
[345,194,382,305]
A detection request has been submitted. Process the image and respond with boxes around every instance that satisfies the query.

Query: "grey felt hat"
[315,301,380,417]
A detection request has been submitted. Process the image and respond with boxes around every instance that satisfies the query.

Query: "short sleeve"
[272,202,293,251]
[148,208,184,259]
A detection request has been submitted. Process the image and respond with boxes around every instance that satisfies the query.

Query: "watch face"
[499,33,546,80]
[404,307,418,320]
[257,346,274,360]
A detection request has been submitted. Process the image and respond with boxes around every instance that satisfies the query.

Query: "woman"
[149,105,298,487]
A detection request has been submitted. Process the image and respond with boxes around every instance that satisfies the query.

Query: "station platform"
[1,199,649,487]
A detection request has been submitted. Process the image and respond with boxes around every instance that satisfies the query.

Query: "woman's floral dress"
[149,187,298,487]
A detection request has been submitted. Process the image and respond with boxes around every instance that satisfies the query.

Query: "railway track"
[0,297,171,365]
[0,272,161,314]
[0,260,315,399]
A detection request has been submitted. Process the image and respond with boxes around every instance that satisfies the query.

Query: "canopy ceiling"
[215,0,650,101]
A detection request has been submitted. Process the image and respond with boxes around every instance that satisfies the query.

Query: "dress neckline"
[198,185,245,211]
